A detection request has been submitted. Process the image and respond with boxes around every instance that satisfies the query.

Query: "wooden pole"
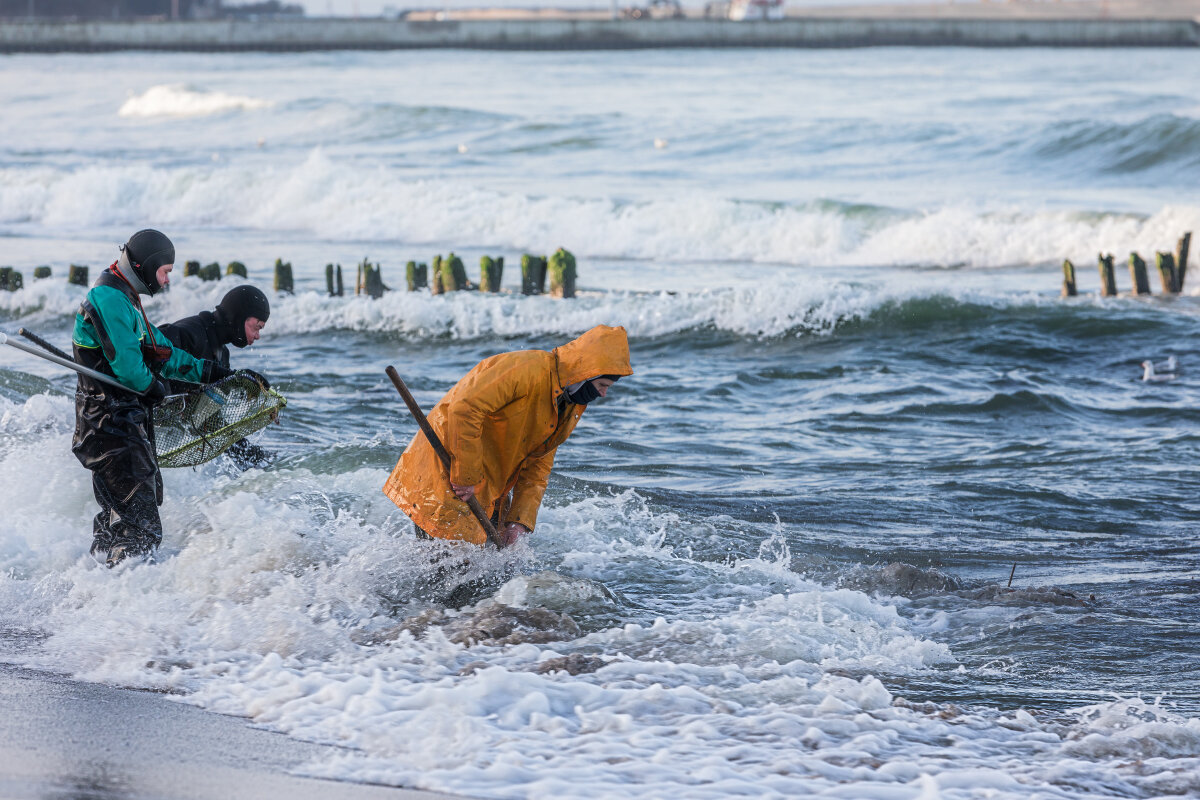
[520,254,538,295]
[68,264,89,286]
[549,248,576,298]
[1156,252,1177,294]
[1127,253,1149,296]
[1098,254,1117,297]
[480,255,502,292]
[33,266,51,280]
[226,261,247,278]
[274,259,293,294]
[1176,232,1191,291]
[384,366,504,549]
[335,264,344,296]
[325,263,336,296]
[1061,259,1076,297]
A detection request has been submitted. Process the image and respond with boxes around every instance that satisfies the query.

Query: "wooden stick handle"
[385,366,503,548]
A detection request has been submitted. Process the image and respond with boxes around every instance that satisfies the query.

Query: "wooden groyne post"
[1127,253,1149,295]
[521,254,547,295]
[358,257,386,299]
[406,261,428,291]
[68,264,88,286]
[226,261,248,279]
[0,267,21,291]
[1062,260,1077,297]
[33,266,51,280]
[1176,232,1191,290]
[274,258,294,294]
[548,247,576,298]
[1098,254,1117,297]
[1156,252,1178,294]
[325,263,345,296]
[480,255,503,292]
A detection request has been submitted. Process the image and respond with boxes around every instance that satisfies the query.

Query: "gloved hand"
[238,368,270,391]
[201,360,234,384]
[143,378,168,405]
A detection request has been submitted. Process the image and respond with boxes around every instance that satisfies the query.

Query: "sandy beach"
[0,664,464,800]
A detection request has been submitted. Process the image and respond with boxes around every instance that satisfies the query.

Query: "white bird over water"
[1141,356,1178,382]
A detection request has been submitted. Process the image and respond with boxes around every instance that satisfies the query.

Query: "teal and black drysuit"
[72,267,221,558]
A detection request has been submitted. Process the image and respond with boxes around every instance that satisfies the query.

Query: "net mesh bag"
[153,373,286,469]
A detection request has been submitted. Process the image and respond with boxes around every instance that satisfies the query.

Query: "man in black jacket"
[159,285,274,469]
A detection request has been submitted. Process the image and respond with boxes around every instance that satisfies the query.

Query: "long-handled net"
[153,373,286,468]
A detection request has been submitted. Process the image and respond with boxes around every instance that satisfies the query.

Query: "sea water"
[1,49,1198,799]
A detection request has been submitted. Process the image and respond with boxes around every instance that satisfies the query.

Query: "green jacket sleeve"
[81,286,204,391]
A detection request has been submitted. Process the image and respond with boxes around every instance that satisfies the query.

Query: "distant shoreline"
[2,1,1199,51]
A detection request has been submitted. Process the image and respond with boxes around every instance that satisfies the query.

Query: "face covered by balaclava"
[214,285,271,348]
[117,229,175,296]
[566,374,621,405]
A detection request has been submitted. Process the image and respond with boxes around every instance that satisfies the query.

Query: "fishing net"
[153,373,286,469]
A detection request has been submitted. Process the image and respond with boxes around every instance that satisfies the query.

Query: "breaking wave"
[117,83,273,118]
[1,152,1198,268]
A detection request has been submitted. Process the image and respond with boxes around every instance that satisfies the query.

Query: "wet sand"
[0,664,464,800]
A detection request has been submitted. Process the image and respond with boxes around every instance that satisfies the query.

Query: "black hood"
[214,285,270,348]
[119,229,174,296]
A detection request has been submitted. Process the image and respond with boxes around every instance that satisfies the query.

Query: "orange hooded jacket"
[383,325,633,545]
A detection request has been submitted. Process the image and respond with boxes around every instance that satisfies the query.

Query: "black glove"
[201,360,234,384]
[238,368,270,391]
[143,378,168,405]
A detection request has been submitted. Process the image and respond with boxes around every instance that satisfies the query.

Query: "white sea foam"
[0,267,1025,343]
[1,153,1197,268]
[117,84,272,118]
[0,404,1196,799]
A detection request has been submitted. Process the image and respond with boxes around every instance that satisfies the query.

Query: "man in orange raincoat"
[384,325,633,547]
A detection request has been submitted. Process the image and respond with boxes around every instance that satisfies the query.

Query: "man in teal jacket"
[73,229,233,567]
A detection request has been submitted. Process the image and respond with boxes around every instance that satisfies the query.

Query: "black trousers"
[89,467,163,555]
[74,392,164,555]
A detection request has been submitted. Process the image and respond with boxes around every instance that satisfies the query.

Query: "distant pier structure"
[1,14,1198,51]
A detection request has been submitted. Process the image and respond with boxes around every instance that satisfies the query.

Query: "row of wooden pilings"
[330,249,578,299]
[0,264,70,291]
[1,250,579,299]
[1062,232,1191,297]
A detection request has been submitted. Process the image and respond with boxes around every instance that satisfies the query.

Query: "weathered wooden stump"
[274,259,294,294]
[184,260,200,278]
[326,263,337,296]
[0,267,15,291]
[406,261,428,291]
[226,261,247,279]
[1127,253,1149,296]
[68,264,89,286]
[1061,259,1077,297]
[1097,254,1117,297]
[521,254,548,295]
[1176,232,1191,291]
[33,266,51,280]
[361,258,386,299]
[1156,252,1178,294]
[430,255,445,295]
[480,255,503,292]
[445,253,469,291]
[199,262,222,282]
[336,264,344,296]
[548,248,577,299]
